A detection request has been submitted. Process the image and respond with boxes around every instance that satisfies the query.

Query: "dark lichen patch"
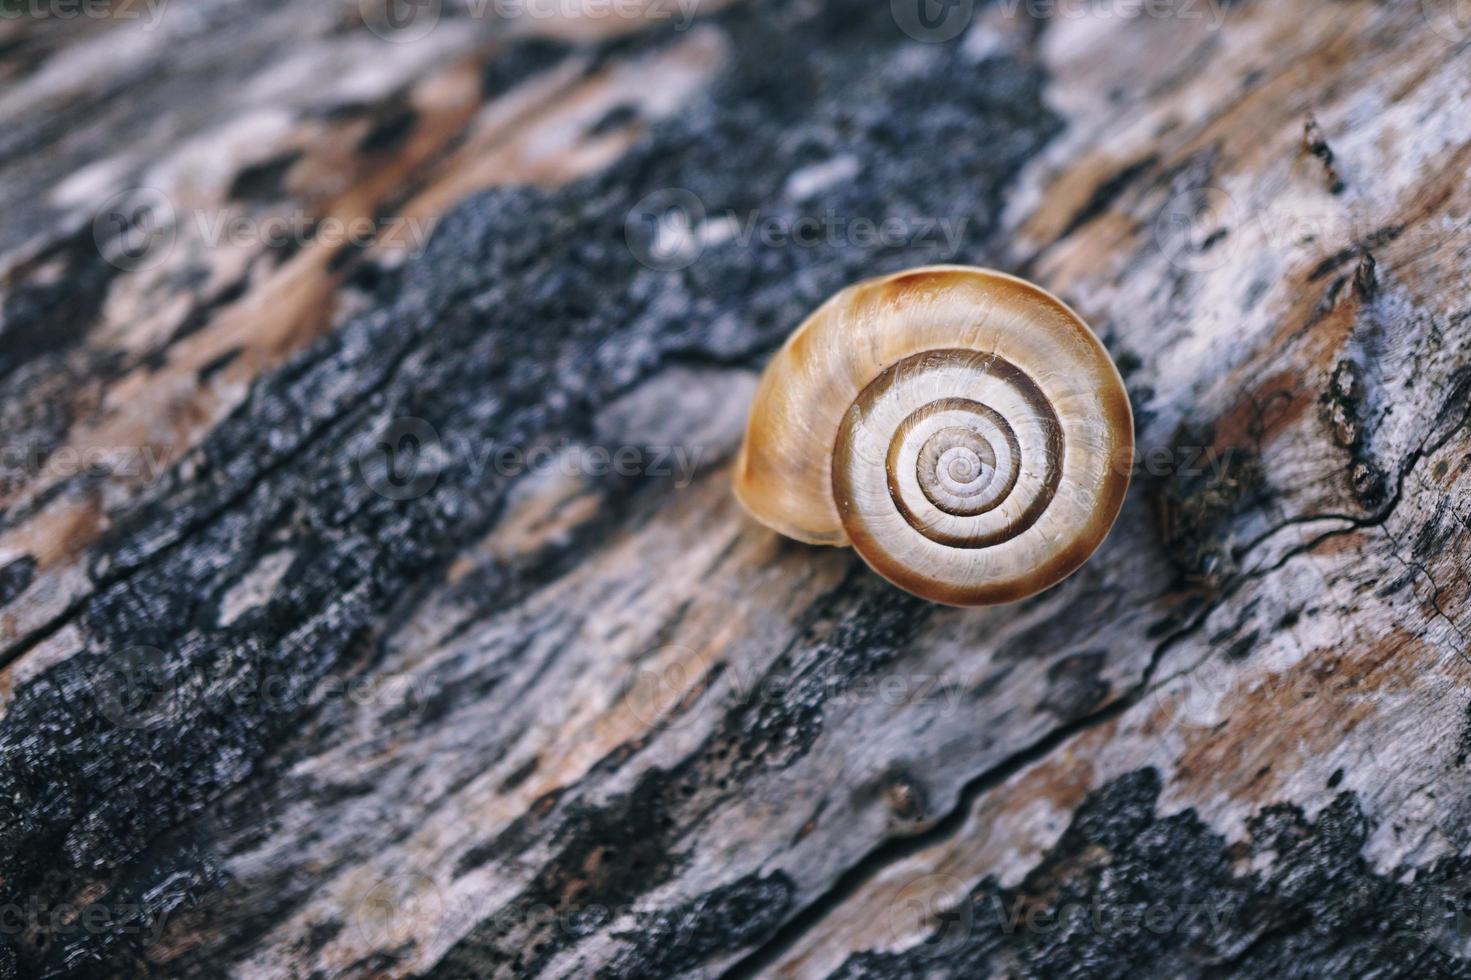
[356,103,419,155]
[596,872,794,979]
[500,754,540,793]
[436,764,775,978]
[827,769,1471,980]
[587,102,641,138]
[0,223,122,383]
[1113,349,1144,378]
[506,773,688,959]
[1223,630,1257,661]
[14,835,221,979]
[227,151,303,203]
[198,346,244,383]
[717,575,932,775]
[0,555,35,607]
[480,38,571,98]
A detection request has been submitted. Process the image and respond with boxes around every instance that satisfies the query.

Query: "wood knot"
[885,775,927,822]
[1353,251,1378,300]
[1324,360,1363,448]
[1350,459,1387,509]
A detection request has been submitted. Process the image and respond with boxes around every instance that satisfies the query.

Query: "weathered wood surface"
[1,0,1470,977]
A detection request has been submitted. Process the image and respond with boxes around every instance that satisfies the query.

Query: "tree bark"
[0,0,1469,977]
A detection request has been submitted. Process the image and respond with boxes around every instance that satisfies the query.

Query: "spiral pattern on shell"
[734,266,1132,606]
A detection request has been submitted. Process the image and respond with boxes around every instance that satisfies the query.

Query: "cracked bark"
[1,1,1469,978]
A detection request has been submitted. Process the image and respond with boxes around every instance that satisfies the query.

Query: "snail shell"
[733,266,1132,606]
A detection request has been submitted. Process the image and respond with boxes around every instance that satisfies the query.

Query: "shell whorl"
[734,266,1132,606]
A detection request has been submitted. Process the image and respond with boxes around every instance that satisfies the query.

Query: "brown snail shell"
[733,265,1132,606]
